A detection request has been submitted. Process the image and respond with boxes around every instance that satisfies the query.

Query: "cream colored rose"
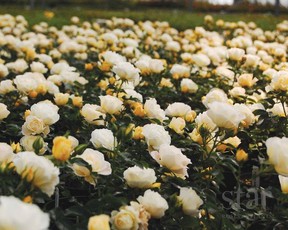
[180,78,198,94]
[268,102,288,117]
[270,71,288,91]
[243,54,260,68]
[234,103,256,127]
[266,137,288,176]
[0,63,9,78]
[237,73,258,88]
[215,66,235,83]
[191,54,211,67]
[0,103,10,120]
[111,208,139,230]
[72,148,112,185]
[22,115,50,136]
[202,88,229,108]
[13,151,60,196]
[0,143,14,164]
[81,104,106,125]
[123,166,156,189]
[166,41,180,52]
[88,214,110,230]
[100,51,126,66]
[178,187,203,216]
[229,86,246,98]
[195,112,217,132]
[30,100,60,125]
[227,48,245,61]
[207,102,245,130]
[20,135,47,155]
[30,61,48,74]
[6,59,28,73]
[137,190,169,219]
[149,59,165,74]
[90,128,117,150]
[144,98,166,122]
[151,144,191,178]
[279,175,288,194]
[170,64,190,78]
[142,124,171,150]
[112,61,140,83]
[0,79,16,94]
[165,102,192,118]
[0,196,50,230]
[100,95,123,115]
[168,117,186,134]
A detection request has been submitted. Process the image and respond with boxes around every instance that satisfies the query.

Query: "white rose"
[180,78,198,93]
[6,59,28,73]
[215,66,235,83]
[50,62,75,75]
[144,98,166,122]
[166,41,181,52]
[151,144,191,178]
[124,166,156,189]
[268,102,288,117]
[270,71,288,91]
[149,59,165,74]
[13,74,38,94]
[137,190,169,218]
[124,89,143,103]
[30,61,48,74]
[195,112,217,131]
[13,151,60,196]
[72,148,112,185]
[266,137,288,176]
[227,48,245,61]
[100,51,126,66]
[170,64,190,78]
[0,79,16,94]
[0,143,14,164]
[234,103,256,127]
[0,103,10,120]
[237,73,258,88]
[30,100,60,125]
[111,207,139,230]
[112,61,140,83]
[0,196,50,230]
[81,104,106,125]
[22,115,50,136]
[0,63,9,78]
[90,128,117,151]
[229,86,246,98]
[202,88,229,108]
[243,54,260,68]
[165,102,191,117]
[100,95,123,115]
[191,54,211,67]
[178,187,203,216]
[142,124,171,150]
[207,102,245,130]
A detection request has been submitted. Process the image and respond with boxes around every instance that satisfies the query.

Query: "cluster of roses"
[0,14,287,229]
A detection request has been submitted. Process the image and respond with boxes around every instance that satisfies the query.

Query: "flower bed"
[0,14,287,229]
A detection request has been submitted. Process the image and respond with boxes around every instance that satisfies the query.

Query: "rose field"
[0,11,288,230]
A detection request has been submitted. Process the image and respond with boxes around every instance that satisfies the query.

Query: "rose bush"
[0,13,287,230]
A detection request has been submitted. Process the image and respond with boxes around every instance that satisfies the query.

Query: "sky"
[207,0,288,7]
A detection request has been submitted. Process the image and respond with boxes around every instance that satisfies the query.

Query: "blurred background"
[0,0,287,13]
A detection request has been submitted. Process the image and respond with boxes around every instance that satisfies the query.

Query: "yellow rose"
[54,93,70,106]
[88,214,110,230]
[52,136,72,161]
[236,149,248,162]
[112,209,138,230]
